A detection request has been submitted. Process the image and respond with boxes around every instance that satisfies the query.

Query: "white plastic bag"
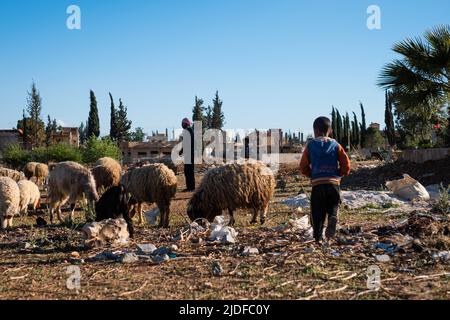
[208,215,238,244]
[386,174,430,201]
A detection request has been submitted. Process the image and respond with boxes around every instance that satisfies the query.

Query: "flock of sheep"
[0,157,276,236]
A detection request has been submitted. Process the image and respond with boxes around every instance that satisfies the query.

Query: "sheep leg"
[69,203,77,222]
[7,218,13,228]
[57,205,64,223]
[228,209,235,226]
[138,203,144,225]
[260,205,269,225]
[250,209,258,224]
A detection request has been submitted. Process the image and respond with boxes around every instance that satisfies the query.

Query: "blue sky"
[0,0,449,136]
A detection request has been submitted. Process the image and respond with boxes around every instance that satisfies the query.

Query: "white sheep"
[0,177,21,229]
[17,180,41,215]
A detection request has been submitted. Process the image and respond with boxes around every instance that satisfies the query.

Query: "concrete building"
[0,129,21,155]
[51,127,79,147]
[120,140,179,164]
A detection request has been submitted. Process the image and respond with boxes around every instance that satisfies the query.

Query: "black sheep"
[95,185,134,237]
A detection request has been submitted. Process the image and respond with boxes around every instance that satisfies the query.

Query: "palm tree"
[378,25,450,145]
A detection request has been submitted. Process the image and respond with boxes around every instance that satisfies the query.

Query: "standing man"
[181,118,195,192]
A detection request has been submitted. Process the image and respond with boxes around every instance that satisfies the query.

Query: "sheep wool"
[121,163,177,228]
[92,157,122,192]
[23,162,39,180]
[187,161,275,225]
[35,163,49,185]
[0,167,26,182]
[0,176,21,229]
[17,180,41,214]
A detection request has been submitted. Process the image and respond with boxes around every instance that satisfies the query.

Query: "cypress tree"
[192,96,205,129]
[116,98,132,143]
[360,102,367,148]
[109,93,118,141]
[331,106,337,139]
[26,82,44,148]
[384,90,396,147]
[211,91,225,130]
[79,122,87,145]
[205,106,213,129]
[352,112,360,147]
[336,109,343,144]
[87,90,100,138]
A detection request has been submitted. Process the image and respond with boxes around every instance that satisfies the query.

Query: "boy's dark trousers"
[310,184,341,241]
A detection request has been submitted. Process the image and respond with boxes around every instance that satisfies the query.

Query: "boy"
[299,117,351,243]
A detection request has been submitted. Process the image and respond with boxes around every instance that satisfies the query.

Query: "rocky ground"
[0,161,449,300]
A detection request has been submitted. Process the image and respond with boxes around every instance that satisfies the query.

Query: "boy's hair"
[313,117,332,135]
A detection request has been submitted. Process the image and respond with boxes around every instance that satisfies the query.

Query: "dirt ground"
[0,161,449,300]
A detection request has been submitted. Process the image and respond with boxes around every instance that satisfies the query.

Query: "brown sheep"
[23,162,38,180]
[35,163,49,186]
[0,167,26,182]
[120,163,177,228]
[48,161,99,223]
[91,157,122,193]
[187,161,275,225]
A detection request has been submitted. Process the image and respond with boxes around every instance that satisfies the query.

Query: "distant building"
[0,129,21,155]
[51,127,79,147]
[120,140,179,164]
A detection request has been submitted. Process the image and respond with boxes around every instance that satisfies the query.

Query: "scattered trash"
[136,243,157,255]
[70,251,81,259]
[211,261,223,277]
[82,218,129,248]
[121,252,139,264]
[170,244,178,251]
[87,250,121,262]
[374,242,398,254]
[376,254,391,263]
[144,208,160,226]
[432,251,450,263]
[208,216,238,244]
[153,246,171,256]
[242,246,259,256]
[152,254,170,264]
[386,174,430,201]
[22,242,34,250]
[288,216,314,240]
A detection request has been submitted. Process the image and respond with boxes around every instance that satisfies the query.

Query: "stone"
[136,243,157,255]
[121,252,139,264]
[375,254,391,263]
[82,218,129,248]
[242,246,259,256]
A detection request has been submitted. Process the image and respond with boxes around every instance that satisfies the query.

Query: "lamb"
[91,157,122,193]
[187,161,275,225]
[0,177,21,229]
[17,180,41,215]
[0,167,26,182]
[95,185,134,237]
[23,162,38,180]
[120,163,177,228]
[35,163,49,186]
[47,161,99,223]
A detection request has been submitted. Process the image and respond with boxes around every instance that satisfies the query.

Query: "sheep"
[0,177,21,229]
[47,161,99,223]
[35,163,49,186]
[187,161,275,225]
[17,180,41,215]
[120,163,177,228]
[0,167,26,182]
[91,157,122,193]
[95,185,134,237]
[23,162,39,180]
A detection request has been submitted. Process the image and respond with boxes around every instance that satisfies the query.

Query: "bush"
[81,136,121,165]
[32,144,83,163]
[0,144,31,169]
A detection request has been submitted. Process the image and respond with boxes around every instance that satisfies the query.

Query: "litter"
[288,216,314,240]
[374,242,398,254]
[386,174,430,201]
[144,208,160,226]
[82,218,129,248]
[136,243,157,255]
[211,261,223,277]
[208,216,238,244]
[121,252,139,264]
[432,251,450,263]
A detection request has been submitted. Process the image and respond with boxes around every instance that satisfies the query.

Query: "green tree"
[115,99,132,143]
[82,136,121,164]
[79,121,87,145]
[352,112,360,147]
[384,90,396,147]
[365,127,385,149]
[205,106,213,129]
[87,90,100,138]
[336,109,343,143]
[211,91,225,130]
[378,25,450,147]
[26,82,45,148]
[109,93,118,141]
[45,115,59,147]
[130,127,146,142]
[331,106,337,139]
[360,102,367,147]
[192,96,205,129]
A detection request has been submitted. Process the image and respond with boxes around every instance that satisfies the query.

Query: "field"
[0,161,449,300]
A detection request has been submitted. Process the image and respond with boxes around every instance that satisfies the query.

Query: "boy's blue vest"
[307,138,340,180]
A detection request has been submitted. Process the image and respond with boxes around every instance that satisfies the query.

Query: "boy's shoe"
[325,217,337,239]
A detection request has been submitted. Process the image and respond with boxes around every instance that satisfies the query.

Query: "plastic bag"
[386,174,430,201]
